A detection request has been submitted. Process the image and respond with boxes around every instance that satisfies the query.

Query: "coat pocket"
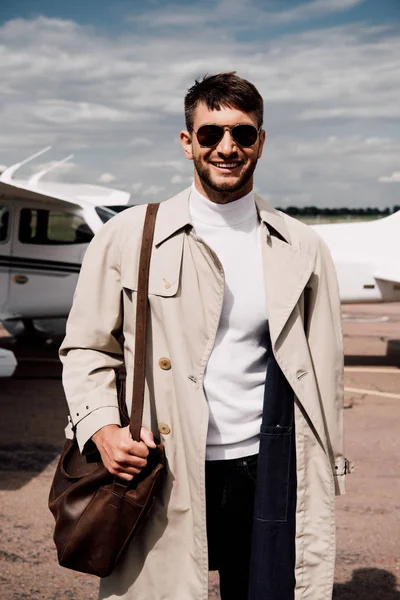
[121,275,179,297]
[120,229,183,298]
[254,425,293,523]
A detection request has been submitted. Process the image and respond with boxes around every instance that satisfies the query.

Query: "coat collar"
[254,193,291,244]
[154,187,292,247]
[153,188,192,246]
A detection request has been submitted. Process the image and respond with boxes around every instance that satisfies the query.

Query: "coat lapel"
[260,227,314,351]
[256,197,329,448]
[255,194,314,350]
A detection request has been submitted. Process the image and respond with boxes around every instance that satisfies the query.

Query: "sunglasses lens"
[196,125,224,147]
[195,124,259,147]
[232,125,258,147]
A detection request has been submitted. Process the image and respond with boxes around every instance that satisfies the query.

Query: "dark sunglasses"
[194,124,261,148]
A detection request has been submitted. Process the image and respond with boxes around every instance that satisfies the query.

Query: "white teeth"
[213,162,240,168]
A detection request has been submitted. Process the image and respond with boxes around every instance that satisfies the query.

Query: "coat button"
[158,422,171,435]
[158,357,171,370]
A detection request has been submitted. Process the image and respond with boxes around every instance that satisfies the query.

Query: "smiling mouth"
[211,161,242,170]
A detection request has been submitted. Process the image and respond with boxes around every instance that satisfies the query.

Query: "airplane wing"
[0,148,131,209]
[373,267,400,284]
[0,178,79,208]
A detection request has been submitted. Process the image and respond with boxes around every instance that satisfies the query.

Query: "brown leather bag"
[49,203,165,578]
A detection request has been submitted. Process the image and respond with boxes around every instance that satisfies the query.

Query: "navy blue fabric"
[249,335,297,600]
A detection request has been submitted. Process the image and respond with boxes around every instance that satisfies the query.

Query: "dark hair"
[184,72,264,132]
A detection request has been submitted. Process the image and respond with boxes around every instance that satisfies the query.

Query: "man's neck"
[190,184,256,227]
[193,177,254,205]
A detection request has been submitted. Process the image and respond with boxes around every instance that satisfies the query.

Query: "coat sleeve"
[306,236,348,495]
[59,217,126,452]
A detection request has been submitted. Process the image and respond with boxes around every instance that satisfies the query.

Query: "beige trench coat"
[60,188,347,599]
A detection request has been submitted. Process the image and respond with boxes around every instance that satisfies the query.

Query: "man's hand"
[92,424,156,482]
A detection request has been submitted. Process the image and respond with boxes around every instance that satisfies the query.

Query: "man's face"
[180,102,265,203]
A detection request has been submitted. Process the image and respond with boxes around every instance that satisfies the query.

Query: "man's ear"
[257,129,266,159]
[180,130,193,161]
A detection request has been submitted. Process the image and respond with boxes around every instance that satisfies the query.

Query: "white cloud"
[171,174,184,184]
[0,12,399,208]
[32,100,133,125]
[267,0,365,25]
[128,137,154,147]
[145,160,188,171]
[131,0,365,29]
[171,174,192,185]
[143,185,166,196]
[378,171,400,183]
[98,172,116,184]
[300,106,400,120]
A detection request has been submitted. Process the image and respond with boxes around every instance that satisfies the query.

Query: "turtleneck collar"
[189,183,257,227]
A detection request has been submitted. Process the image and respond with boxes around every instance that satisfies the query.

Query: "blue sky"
[2,0,399,33]
[1,0,400,207]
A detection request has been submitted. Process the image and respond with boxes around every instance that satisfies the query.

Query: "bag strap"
[130,203,160,442]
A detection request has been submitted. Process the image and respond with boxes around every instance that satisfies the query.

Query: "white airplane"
[312,212,400,303]
[0,148,399,375]
[0,148,131,375]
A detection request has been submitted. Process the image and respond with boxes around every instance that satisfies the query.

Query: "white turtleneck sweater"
[189,185,269,460]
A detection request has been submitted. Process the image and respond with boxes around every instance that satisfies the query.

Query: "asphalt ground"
[0,303,399,599]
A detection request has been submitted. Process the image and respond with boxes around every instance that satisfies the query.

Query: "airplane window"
[19,209,94,245]
[0,206,10,243]
[48,212,93,243]
[95,206,117,223]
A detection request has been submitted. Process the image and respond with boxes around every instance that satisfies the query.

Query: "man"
[60,72,349,600]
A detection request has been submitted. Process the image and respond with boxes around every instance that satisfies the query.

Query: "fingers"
[102,450,145,480]
[113,449,148,469]
[107,461,143,479]
[116,472,134,482]
[93,425,157,480]
[140,426,156,449]
[122,439,150,459]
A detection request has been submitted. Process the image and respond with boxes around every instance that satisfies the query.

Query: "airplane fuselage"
[0,197,105,321]
[312,213,400,303]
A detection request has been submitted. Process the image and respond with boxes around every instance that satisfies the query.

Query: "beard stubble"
[192,155,258,195]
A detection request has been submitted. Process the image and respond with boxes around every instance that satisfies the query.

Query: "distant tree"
[285,206,299,216]
[278,205,395,218]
